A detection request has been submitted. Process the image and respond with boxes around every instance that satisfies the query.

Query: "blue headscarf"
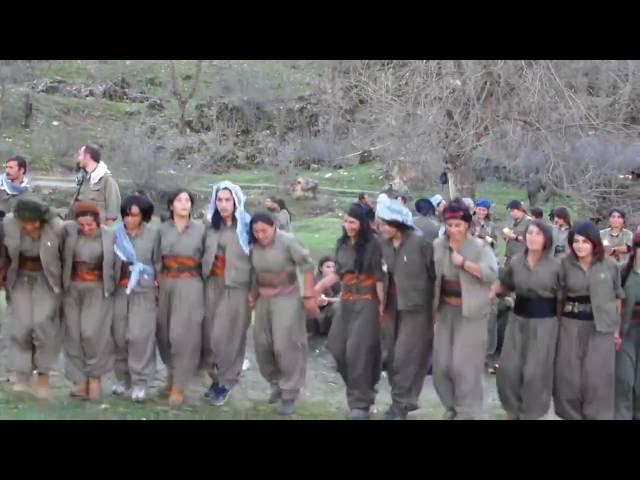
[376,193,415,228]
[114,223,155,295]
[207,181,251,255]
[475,199,491,210]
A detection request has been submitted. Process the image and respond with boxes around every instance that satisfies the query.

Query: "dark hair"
[608,208,626,223]
[568,221,605,263]
[357,193,367,201]
[337,203,375,273]
[530,207,544,220]
[82,144,101,164]
[553,206,571,227]
[275,198,293,221]
[318,255,335,273]
[415,198,436,217]
[7,155,27,175]
[121,194,154,224]
[75,209,100,226]
[167,189,195,220]
[523,220,553,255]
[249,211,276,244]
[548,208,556,221]
[443,198,473,224]
[622,233,640,287]
[210,187,236,231]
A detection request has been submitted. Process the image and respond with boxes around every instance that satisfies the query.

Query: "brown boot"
[88,377,102,401]
[35,374,50,399]
[158,374,173,399]
[70,380,89,399]
[12,373,31,392]
[168,386,184,408]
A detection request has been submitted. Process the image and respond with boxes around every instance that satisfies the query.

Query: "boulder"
[289,177,319,200]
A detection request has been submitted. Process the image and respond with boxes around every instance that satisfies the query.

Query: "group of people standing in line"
[0,146,639,419]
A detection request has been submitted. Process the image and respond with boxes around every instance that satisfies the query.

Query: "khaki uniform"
[496,253,561,419]
[552,225,570,259]
[615,268,640,419]
[113,223,161,389]
[251,230,313,401]
[504,216,532,267]
[200,224,251,389]
[0,214,64,376]
[0,186,33,217]
[432,235,498,419]
[327,237,383,411]
[380,229,435,412]
[413,216,440,243]
[61,223,116,383]
[554,256,623,420]
[157,220,206,391]
[600,228,633,268]
[276,210,291,232]
[71,168,121,224]
[472,218,498,249]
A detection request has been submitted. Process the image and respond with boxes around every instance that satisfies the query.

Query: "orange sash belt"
[210,254,226,277]
[72,261,103,282]
[161,255,201,279]
[19,255,42,273]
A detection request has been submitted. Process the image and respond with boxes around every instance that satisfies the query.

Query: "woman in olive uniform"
[0,199,64,399]
[314,203,384,420]
[472,199,498,249]
[275,199,292,233]
[62,201,116,401]
[377,195,435,420]
[112,194,160,403]
[249,213,318,416]
[600,208,633,269]
[157,189,206,408]
[554,222,623,420]
[489,221,561,419]
[432,200,498,420]
[307,256,341,338]
[201,181,252,407]
[614,232,640,419]
[551,206,571,258]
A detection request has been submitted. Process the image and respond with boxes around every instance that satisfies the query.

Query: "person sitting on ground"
[307,256,341,338]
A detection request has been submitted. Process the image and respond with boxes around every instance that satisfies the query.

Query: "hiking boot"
[385,405,408,420]
[204,380,219,399]
[35,374,50,400]
[268,388,282,404]
[168,386,185,408]
[111,381,129,396]
[70,380,89,399]
[88,377,102,401]
[209,385,231,407]
[277,399,295,416]
[347,408,370,420]
[131,386,147,403]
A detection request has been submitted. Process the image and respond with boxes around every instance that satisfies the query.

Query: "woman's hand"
[248,293,257,310]
[614,330,622,352]
[451,250,465,268]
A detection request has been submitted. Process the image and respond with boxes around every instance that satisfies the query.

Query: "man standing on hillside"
[69,145,121,225]
[0,156,32,218]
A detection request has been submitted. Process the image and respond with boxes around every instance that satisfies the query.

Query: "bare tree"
[169,60,203,134]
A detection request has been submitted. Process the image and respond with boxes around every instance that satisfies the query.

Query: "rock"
[146,98,165,112]
[289,177,319,200]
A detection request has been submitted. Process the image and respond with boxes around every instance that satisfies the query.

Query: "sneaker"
[131,387,146,403]
[209,385,231,406]
[347,408,370,420]
[111,381,128,396]
[385,405,408,420]
[277,399,295,416]
[204,381,219,399]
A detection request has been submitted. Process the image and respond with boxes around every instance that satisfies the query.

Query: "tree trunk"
[447,158,476,199]
[23,87,33,129]
[177,100,187,134]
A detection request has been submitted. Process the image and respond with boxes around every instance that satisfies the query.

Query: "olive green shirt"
[250,230,314,279]
[158,219,206,264]
[600,228,633,267]
[472,218,498,249]
[73,169,122,223]
[552,225,570,258]
[202,223,251,288]
[276,210,291,232]
[560,255,624,333]
[413,216,440,243]
[505,215,532,260]
[500,252,562,300]
[622,269,640,334]
[114,222,161,292]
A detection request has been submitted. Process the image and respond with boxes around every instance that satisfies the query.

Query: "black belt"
[513,297,557,319]
[563,295,593,321]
